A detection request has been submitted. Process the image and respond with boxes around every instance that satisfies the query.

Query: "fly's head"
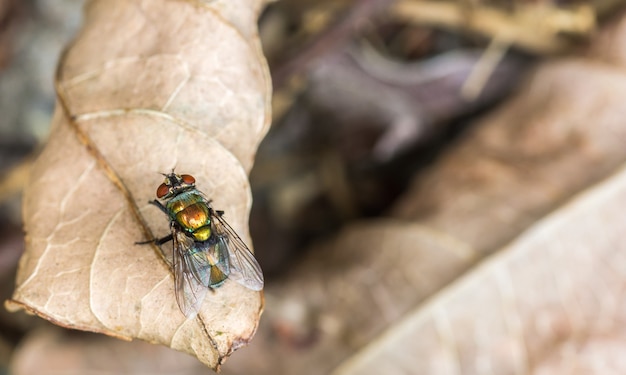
[156,172,196,200]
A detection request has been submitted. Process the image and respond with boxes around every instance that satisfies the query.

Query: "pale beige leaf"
[11,327,205,375]
[7,0,270,370]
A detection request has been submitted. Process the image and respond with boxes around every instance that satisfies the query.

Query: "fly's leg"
[135,200,172,246]
[136,232,174,268]
[134,200,176,267]
[135,233,173,246]
[149,199,169,215]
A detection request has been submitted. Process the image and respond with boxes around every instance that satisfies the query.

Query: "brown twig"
[391,0,595,54]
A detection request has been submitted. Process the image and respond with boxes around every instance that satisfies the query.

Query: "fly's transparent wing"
[212,211,264,291]
[172,230,208,318]
[184,244,212,287]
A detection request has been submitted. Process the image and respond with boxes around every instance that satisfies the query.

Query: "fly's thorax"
[175,203,212,241]
[165,190,205,214]
[191,226,212,241]
[165,191,213,241]
[174,202,209,229]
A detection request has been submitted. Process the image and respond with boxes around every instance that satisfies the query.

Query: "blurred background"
[1,0,625,374]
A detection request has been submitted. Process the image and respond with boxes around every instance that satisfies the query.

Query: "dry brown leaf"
[6,0,271,370]
[392,58,626,254]
[334,164,626,374]
[221,11,626,375]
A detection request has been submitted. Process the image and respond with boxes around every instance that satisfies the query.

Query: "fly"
[141,172,264,318]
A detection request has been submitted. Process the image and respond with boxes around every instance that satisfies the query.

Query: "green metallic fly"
[144,172,263,318]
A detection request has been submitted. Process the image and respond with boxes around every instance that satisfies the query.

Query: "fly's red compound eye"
[181,174,195,184]
[156,183,169,198]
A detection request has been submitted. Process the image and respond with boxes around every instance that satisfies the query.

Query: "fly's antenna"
[159,166,176,177]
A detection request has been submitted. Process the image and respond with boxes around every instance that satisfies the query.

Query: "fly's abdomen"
[209,267,228,287]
